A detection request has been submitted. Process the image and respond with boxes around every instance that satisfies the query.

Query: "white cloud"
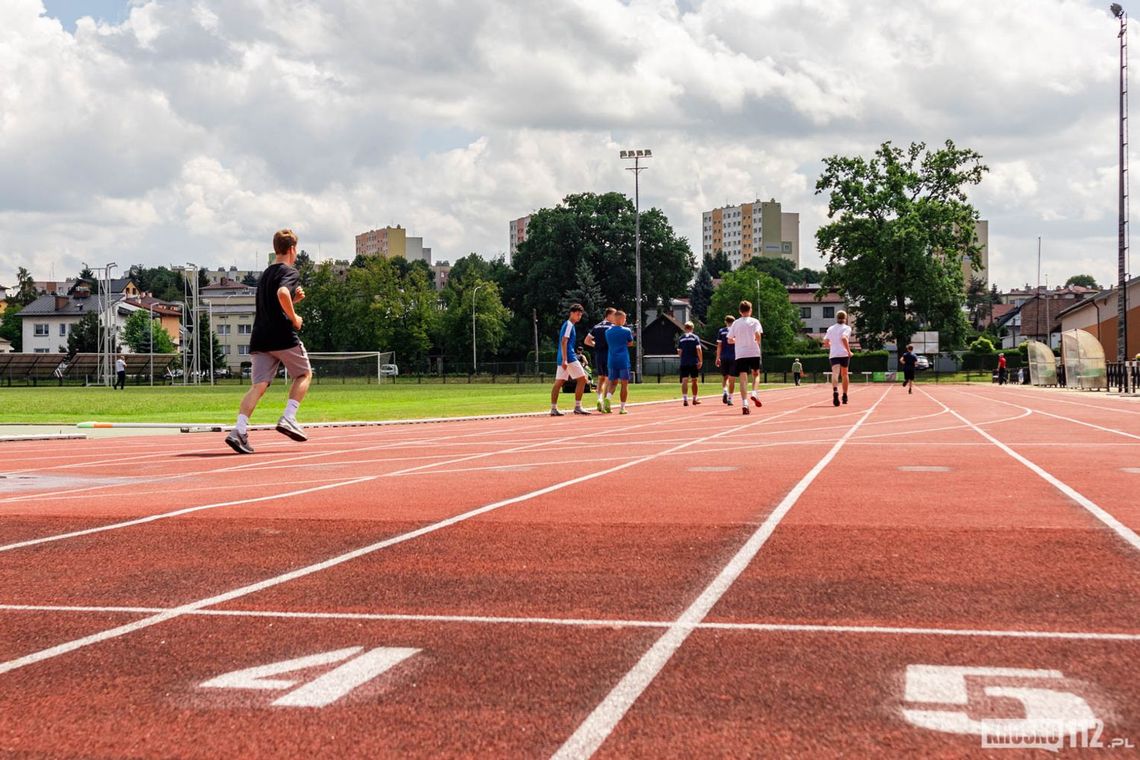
[0,0,1131,293]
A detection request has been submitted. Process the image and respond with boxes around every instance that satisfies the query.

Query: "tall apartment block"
[961,220,989,291]
[702,199,799,269]
[355,225,432,263]
[509,215,530,261]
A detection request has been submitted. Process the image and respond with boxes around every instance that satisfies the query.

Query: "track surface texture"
[1,384,1137,758]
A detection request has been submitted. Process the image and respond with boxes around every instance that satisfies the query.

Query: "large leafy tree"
[122,310,176,354]
[704,270,800,355]
[815,140,987,350]
[0,305,23,351]
[510,191,695,339]
[440,278,511,369]
[1064,274,1099,289]
[705,250,731,279]
[129,266,185,302]
[12,267,38,306]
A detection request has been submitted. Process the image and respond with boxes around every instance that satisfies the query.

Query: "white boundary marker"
[551,388,890,760]
[923,389,1140,553]
[951,387,1140,441]
[0,397,820,677]
[2,604,1138,641]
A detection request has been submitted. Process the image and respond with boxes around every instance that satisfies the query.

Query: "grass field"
[0,381,742,425]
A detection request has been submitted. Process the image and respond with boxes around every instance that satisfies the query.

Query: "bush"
[763,351,889,373]
[967,336,996,353]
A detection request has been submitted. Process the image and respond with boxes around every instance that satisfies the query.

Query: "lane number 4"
[200,646,420,708]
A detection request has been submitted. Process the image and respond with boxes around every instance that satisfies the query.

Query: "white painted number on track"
[902,664,1099,739]
[200,646,420,707]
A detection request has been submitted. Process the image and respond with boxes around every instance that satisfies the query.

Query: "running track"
[0,384,1137,757]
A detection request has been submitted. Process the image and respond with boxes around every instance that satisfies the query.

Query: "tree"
[12,267,38,307]
[704,270,800,355]
[510,192,695,341]
[794,267,827,284]
[122,309,176,354]
[689,266,714,323]
[64,312,99,354]
[441,278,510,368]
[705,250,731,279]
[241,272,259,287]
[0,304,23,352]
[815,140,987,350]
[559,260,605,323]
[965,275,989,330]
[130,266,184,302]
[1064,274,1099,289]
[742,256,798,285]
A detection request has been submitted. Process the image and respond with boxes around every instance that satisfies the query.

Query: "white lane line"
[0,401,822,677]
[1002,387,1140,416]
[0,477,377,553]
[951,387,1140,441]
[551,389,890,760]
[3,604,1139,641]
[922,389,1140,553]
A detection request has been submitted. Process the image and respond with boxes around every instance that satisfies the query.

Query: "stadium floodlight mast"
[619,148,652,382]
[1112,3,1131,362]
[471,283,485,374]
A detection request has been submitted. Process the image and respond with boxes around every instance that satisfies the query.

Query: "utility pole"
[1113,3,1131,361]
[620,149,652,382]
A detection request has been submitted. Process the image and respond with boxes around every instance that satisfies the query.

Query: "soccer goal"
[306,351,396,383]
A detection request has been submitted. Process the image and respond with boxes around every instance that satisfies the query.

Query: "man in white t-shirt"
[823,310,853,407]
[726,300,763,415]
[114,355,126,390]
[549,304,591,416]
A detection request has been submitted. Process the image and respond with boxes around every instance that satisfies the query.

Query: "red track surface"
[0,385,1137,758]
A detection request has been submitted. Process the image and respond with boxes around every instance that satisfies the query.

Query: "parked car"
[914,355,931,371]
[379,363,399,377]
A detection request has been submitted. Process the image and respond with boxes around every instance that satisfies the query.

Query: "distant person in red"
[997,352,1007,385]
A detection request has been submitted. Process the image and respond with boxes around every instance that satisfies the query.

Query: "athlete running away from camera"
[225,229,312,454]
[823,310,853,407]
[550,304,591,416]
[678,321,703,406]
[716,314,736,405]
[727,300,763,414]
[899,343,918,395]
[603,310,634,414]
[584,307,615,412]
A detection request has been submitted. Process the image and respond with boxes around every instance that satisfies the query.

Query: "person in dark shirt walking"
[584,307,615,413]
[225,229,312,454]
[716,315,736,405]
[677,321,703,406]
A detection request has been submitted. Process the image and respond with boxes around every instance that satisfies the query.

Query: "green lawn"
[0,381,733,425]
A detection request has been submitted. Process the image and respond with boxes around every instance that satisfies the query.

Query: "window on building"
[34,324,49,337]
[238,345,250,355]
[217,324,231,336]
[222,345,231,355]
[823,306,836,319]
[799,307,812,319]
[34,348,49,353]
[59,324,68,336]
[238,324,252,335]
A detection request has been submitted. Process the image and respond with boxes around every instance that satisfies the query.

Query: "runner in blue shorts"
[584,307,615,412]
[604,310,634,414]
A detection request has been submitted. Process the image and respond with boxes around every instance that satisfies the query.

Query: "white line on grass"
[923,389,1140,553]
[551,389,890,760]
[3,604,1138,641]
[0,399,818,677]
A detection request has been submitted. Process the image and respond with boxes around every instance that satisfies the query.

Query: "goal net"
[306,351,395,383]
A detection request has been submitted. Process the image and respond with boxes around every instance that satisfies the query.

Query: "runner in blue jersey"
[716,314,736,405]
[604,310,634,414]
[549,304,590,416]
[677,321,703,406]
[584,307,616,412]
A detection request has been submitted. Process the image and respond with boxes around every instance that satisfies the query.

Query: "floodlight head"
[644,149,652,157]
[620,150,628,158]
[1112,3,1125,18]
[636,150,644,157]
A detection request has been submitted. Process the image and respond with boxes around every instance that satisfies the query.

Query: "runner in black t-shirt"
[899,344,918,395]
[224,229,313,454]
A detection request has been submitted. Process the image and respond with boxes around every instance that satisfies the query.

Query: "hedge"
[763,351,889,373]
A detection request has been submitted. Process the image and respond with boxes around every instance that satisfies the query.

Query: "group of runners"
[222,228,888,453]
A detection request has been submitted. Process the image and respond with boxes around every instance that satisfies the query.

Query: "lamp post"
[147,302,154,386]
[185,263,200,384]
[206,298,214,385]
[620,148,652,382]
[105,262,116,385]
[1112,3,1131,362]
[471,283,485,374]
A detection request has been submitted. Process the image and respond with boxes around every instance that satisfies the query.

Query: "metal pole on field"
[472,283,485,374]
[207,298,214,385]
[1113,3,1131,361]
[533,309,539,375]
[105,263,116,385]
[620,148,652,382]
[148,302,154,386]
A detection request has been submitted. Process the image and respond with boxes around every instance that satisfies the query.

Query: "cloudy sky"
[0,0,1132,292]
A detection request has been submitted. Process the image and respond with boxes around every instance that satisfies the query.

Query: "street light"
[619,148,652,382]
[1112,3,1131,362]
[147,302,154,386]
[472,283,485,374]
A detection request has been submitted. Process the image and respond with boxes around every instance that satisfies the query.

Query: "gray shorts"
[250,344,312,385]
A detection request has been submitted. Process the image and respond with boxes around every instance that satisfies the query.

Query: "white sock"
[574,401,583,410]
[235,414,249,435]
[284,399,300,420]
[606,392,613,399]
[551,403,558,410]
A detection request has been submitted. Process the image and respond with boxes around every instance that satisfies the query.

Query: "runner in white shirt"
[823,310,853,407]
[726,300,763,415]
